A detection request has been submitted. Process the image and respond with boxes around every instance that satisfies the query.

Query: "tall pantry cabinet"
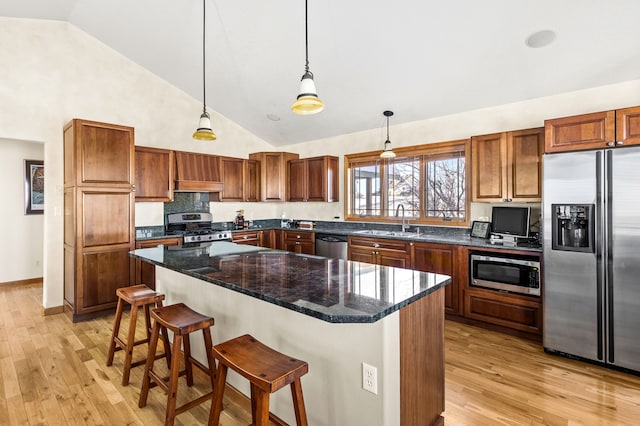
[63,119,135,322]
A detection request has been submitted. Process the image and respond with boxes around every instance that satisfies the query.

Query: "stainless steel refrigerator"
[543,147,640,372]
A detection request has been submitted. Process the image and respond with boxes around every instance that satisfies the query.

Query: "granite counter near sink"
[131,241,450,425]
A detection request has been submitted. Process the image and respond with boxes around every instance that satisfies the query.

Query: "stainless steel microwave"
[470,253,540,296]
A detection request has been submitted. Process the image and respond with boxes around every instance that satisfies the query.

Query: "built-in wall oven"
[470,252,541,296]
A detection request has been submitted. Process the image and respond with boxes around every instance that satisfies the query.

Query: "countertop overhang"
[131,241,451,324]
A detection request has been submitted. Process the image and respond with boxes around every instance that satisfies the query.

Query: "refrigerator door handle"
[595,151,605,361]
[605,150,615,363]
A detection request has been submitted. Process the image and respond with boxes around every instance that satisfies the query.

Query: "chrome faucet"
[395,204,409,232]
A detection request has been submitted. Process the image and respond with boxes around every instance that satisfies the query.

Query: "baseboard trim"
[0,277,43,287]
[42,305,64,316]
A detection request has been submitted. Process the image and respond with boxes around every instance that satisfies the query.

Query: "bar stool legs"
[139,303,216,426]
[106,285,170,386]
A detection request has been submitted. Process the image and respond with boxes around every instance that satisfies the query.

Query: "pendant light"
[291,0,324,115]
[380,110,396,159]
[193,0,216,140]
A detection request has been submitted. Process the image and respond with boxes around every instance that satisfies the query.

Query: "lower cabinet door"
[377,250,410,268]
[464,288,542,334]
[81,247,133,311]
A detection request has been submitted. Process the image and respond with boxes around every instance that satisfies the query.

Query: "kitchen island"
[131,241,450,426]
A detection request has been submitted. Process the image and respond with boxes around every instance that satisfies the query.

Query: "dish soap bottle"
[235,210,245,230]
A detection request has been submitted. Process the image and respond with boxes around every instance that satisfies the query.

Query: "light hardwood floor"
[1,282,639,425]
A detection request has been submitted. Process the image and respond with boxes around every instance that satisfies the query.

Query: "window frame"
[344,139,470,227]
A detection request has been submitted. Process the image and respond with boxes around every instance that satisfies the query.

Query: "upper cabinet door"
[307,156,339,202]
[219,157,245,201]
[64,119,134,188]
[244,159,259,202]
[471,132,508,202]
[615,105,640,147]
[135,146,174,202]
[544,111,615,153]
[288,159,307,201]
[508,127,543,201]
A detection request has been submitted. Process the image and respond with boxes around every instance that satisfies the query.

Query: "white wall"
[0,139,44,283]
[2,16,640,309]
[0,17,273,308]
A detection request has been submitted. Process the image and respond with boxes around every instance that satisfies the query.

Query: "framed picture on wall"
[25,159,44,215]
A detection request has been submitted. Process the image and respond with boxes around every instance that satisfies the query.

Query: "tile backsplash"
[164,192,210,218]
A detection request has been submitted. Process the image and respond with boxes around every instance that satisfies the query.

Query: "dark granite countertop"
[136,225,541,252]
[131,241,450,324]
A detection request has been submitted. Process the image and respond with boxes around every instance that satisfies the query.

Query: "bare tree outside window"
[425,155,466,219]
[386,157,420,218]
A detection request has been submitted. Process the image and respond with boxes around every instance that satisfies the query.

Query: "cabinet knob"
[296,235,301,239]
[607,141,615,147]
[296,241,300,245]
[616,141,624,146]
[373,243,380,248]
[243,235,248,239]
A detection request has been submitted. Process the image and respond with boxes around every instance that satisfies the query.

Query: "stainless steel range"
[166,212,231,243]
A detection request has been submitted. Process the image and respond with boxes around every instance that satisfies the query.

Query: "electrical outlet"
[362,362,378,394]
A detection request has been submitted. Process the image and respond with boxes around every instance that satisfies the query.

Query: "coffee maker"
[551,204,594,252]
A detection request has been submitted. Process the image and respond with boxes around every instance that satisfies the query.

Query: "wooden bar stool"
[208,334,309,426]
[106,284,170,386]
[139,303,216,426]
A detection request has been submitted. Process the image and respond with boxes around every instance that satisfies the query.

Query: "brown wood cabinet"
[217,157,259,202]
[174,150,223,192]
[471,127,543,202]
[248,152,299,201]
[63,119,135,322]
[261,229,277,249]
[459,246,542,337]
[135,237,181,288]
[464,287,542,335]
[288,156,339,202]
[348,236,412,268]
[135,146,174,202]
[282,230,315,254]
[231,230,262,246]
[545,106,640,153]
[412,242,460,315]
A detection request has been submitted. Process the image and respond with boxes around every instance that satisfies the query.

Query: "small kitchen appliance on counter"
[166,212,231,243]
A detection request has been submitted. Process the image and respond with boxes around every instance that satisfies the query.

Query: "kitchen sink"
[353,229,395,236]
[354,229,421,238]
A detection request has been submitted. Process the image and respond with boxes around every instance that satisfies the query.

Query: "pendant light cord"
[202,0,207,113]
[304,0,309,73]
[386,115,390,141]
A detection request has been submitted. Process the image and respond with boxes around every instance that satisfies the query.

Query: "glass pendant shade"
[292,71,324,115]
[380,140,396,158]
[192,110,216,140]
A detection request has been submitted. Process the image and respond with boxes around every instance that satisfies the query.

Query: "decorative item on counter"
[298,221,314,229]
[234,210,245,230]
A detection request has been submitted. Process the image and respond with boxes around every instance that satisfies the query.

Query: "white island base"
[155,266,445,426]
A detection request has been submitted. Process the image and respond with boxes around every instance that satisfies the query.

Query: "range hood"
[174,150,224,192]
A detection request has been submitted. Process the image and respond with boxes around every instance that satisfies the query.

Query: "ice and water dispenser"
[551,204,594,252]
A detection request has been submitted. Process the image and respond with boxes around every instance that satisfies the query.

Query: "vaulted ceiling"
[3,0,640,146]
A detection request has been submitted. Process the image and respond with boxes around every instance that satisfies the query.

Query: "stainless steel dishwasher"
[315,233,348,260]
